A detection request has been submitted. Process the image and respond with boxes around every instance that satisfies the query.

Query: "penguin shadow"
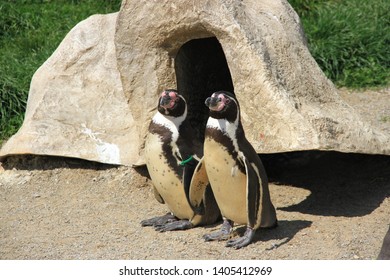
[261,151,390,217]
[232,220,312,250]
[133,165,151,179]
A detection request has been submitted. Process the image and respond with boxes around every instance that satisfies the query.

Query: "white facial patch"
[206,117,226,132]
[206,98,240,154]
[152,109,187,163]
[153,109,186,139]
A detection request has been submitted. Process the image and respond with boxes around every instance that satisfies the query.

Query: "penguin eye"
[225,98,231,104]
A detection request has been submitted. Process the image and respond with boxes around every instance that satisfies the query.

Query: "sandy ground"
[0,88,389,260]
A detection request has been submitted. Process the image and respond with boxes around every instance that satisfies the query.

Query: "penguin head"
[205,91,239,122]
[157,89,187,118]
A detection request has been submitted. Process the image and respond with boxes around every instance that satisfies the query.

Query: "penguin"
[142,89,220,231]
[190,90,277,249]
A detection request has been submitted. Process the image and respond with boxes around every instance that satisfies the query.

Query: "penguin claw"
[140,213,177,227]
[225,227,255,249]
[154,220,193,232]
[203,231,231,242]
[203,218,233,241]
[225,236,251,249]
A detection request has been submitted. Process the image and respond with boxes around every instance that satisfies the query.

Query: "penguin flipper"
[182,156,199,200]
[243,156,260,229]
[189,157,210,213]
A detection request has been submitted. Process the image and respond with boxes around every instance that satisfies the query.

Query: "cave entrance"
[174,37,234,142]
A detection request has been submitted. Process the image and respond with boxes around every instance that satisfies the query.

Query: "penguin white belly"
[145,133,194,220]
[204,138,247,225]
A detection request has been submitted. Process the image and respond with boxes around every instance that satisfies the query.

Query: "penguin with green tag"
[190,90,277,249]
[142,89,220,231]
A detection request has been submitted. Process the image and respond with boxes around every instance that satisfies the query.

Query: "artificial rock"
[1,0,389,166]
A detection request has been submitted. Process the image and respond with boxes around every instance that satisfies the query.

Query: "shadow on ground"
[262,151,390,217]
[204,219,312,250]
[1,154,116,171]
[2,151,389,218]
[253,220,312,249]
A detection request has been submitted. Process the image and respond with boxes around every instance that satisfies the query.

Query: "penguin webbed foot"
[154,219,193,232]
[140,213,177,227]
[226,226,255,249]
[203,218,233,242]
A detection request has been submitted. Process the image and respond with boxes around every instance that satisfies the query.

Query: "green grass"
[380,116,390,123]
[0,0,121,145]
[1,0,389,145]
[289,0,390,88]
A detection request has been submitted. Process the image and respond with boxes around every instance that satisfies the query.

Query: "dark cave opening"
[174,37,234,142]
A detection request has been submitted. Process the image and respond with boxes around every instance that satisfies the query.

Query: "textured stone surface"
[0,13,140,165]
[115,0,390,162]
[1,0,389,166]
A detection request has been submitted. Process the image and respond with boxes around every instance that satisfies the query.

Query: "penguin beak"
[205,96,223,111]
[159,90,180,109]
[160,95,171,107]
[159,95,177,109]
[205,97,219,107]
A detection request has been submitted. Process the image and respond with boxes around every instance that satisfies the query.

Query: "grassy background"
[0,0,389,144]
[0,0,121,145]
[289,0,389,88]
